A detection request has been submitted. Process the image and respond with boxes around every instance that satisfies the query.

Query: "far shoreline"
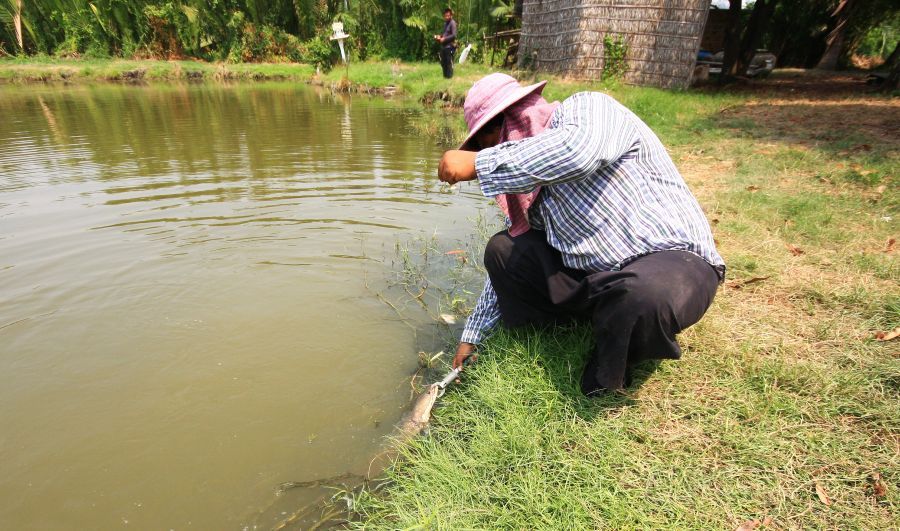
[0,58,501,106]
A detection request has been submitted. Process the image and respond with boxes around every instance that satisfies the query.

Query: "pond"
[0,82,488,529]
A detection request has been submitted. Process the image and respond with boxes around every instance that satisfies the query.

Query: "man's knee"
[483,231,513,276]
[614,269,712,335]
[617,275,671,321]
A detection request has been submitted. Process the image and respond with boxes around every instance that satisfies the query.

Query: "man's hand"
[438,150,478,185]
[452,342,477,370]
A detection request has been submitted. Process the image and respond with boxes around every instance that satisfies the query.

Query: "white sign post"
[330,22,350,64]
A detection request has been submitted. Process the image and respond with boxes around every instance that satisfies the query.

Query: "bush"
[52,8,108,58]
[298,34,335,68]
[223,15,309,63]
[602,34,628,80]
[144,3,187,59]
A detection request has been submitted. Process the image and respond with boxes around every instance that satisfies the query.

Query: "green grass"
[347,72,898,529]
[317,60,495,102]
[0,57,486,101]
[353,325,897,528]
[0,57,314,83]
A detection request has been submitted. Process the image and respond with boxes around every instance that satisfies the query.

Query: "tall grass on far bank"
[352,80,898,528]
[0,57,316,83]
[0,58,490,105]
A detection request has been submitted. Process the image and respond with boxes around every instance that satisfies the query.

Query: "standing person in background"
[434,8,457,79]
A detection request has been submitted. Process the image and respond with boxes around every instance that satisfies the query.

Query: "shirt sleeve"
[474,92,638,197]
[460,276,501,345]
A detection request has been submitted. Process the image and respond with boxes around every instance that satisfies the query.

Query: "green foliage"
[143,2,193,58]
[225,19,306,63]
[602,34,628,80]
[0,0,518,61]
[490,0,513,19]
[56,6,109,57]
[855,12,900,59]
[15,0,887,69]
[764,0,900,68]
[297,33,334,68]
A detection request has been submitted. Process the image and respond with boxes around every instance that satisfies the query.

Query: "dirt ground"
[702,68,891,97]
[708,70,900,151]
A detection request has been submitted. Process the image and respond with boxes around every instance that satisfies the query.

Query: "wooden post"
[14,0,23,51]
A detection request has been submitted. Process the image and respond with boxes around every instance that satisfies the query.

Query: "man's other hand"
[438,150,477,185]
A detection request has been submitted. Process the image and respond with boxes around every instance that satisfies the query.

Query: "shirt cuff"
[475,148,503,198]
[460,327,484,345]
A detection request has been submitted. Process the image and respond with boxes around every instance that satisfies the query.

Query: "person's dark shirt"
[441,19,457,47]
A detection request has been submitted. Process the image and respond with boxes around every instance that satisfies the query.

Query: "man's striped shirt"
[460,91,725,345]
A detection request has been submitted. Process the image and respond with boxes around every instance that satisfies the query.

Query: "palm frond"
[402,15,426,31]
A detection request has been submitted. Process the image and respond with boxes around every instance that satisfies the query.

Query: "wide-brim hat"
[459,73,548,151]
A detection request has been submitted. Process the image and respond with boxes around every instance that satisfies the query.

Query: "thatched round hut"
[518,0,711,89]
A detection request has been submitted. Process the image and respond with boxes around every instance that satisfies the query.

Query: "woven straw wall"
[519,0,710,89]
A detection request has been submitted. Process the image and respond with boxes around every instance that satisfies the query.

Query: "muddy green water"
[0,83,486,529]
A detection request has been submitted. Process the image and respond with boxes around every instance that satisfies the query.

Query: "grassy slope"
[352,79,898,528]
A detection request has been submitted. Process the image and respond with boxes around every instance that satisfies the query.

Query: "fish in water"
[267,368,461,529]
[394,365,461,439]
[364,377,450,479]
[396,383,440,438]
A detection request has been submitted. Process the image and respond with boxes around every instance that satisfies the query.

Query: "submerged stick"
[275,472,364,496]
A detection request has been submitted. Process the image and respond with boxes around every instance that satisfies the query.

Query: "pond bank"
[0,58,312,83]
[0,58,500,105]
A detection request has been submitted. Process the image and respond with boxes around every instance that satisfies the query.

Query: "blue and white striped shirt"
[460,91,725,345]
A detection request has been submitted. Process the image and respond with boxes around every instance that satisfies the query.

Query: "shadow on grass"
[686,100,898,190]
[496,324,664,423]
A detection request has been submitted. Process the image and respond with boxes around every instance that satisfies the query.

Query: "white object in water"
[330,22,350,63]
[458,43,473,64]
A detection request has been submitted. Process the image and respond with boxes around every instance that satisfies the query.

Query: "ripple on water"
[0,83,488,530]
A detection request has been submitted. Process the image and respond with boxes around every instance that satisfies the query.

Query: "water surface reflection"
[0,82,485,529]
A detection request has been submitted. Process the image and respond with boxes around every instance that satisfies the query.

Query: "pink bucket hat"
[459,73,548,151]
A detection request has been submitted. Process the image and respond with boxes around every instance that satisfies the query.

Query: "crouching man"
[438,73,725,395]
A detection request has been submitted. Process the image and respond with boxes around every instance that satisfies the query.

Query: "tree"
[720,0,742,81]
[718,0,782,81]
[13,0,21,49]
[885,40,899,89]
[816,0,855,69]
[733,0,778,76]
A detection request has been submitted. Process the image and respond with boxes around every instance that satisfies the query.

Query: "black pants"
[440,46,455,78]
[483,230,720,394]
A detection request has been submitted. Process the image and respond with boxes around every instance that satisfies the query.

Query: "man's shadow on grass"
[504,324,662,422]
